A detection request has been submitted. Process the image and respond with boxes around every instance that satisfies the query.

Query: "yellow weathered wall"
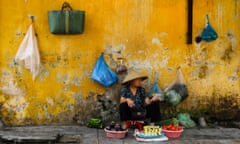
[0,0,239,125]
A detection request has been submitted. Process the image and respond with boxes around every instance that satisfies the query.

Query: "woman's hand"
[145,96,159,105]
[126,98,135,108]
[151,96,160,102]
[145,97,151,105]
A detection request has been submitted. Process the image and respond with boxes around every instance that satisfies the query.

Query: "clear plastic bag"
[201,15,218,42]
[91,53,118,87]
[150,82,164,101]
[164,68,189,105]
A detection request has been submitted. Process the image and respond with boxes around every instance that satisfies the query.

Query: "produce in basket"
[162,124,183,138]
[104,121,128,139]
[114,124,121,131]
[157,118,179,126]
[110,121,116,129]
[105,121,125,131]
[162,124,182,131]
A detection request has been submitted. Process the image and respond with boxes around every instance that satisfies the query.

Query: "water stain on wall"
[198,64,208,79]
[0,0,239,125]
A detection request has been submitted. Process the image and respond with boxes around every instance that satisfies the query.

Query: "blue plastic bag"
[150,82,164,101]
[201,15,218,42]
[91,53,118,87]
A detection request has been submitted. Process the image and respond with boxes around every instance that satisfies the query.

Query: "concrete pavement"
[0,126,239,144]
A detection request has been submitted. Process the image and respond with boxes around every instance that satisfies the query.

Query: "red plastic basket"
[162,128,183,138]
[104,128,128,139]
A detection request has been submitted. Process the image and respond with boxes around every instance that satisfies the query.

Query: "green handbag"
[48,2,85,34]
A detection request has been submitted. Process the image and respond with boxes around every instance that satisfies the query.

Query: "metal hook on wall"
[28,14,38,37]
[28,14,36,23]
[30,15,35,23]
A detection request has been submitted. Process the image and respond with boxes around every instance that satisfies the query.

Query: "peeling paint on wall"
[0,0,239,125]
[234,0,239,19]
[152,37,163,46]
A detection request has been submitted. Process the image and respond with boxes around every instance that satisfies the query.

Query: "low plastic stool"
[125,120,144,131]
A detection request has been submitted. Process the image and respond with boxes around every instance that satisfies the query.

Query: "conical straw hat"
[122,69,148,85]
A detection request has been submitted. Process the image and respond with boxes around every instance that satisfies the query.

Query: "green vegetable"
[172,118,179,126]
[177,113,196,128]
[157,118,179,126]
[87,118,103,129]
[165,90,181,106]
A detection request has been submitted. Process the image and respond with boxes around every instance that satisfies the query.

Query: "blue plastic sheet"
[91,53,118,87]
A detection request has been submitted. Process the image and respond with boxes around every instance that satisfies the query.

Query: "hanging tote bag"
[201,14,218,42]
[48,2,85,34]
[91,53,118,87]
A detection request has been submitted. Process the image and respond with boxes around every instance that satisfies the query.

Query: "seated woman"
[119,70,161,125]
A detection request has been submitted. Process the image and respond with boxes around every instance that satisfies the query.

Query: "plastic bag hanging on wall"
[201,14,218,42]
[91,53,118,87]
[164,68,189,106]
[150,82,164,101]
[15,24,40,80]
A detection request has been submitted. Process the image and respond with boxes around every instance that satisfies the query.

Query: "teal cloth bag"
[48,2,85,34]
[201,15,218,42]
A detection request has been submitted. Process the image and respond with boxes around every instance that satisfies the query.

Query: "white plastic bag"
[15,24,40,80]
